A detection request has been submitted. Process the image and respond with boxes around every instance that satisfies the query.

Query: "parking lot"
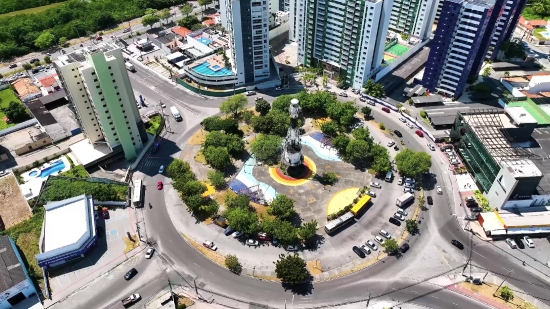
[491,237,550,276]
[48,207,140,302]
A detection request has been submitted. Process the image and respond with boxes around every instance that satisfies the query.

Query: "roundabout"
[268,155,316,186]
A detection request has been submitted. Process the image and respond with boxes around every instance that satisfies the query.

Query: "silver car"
[365,239,378,251]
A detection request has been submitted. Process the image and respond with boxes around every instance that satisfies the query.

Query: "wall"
[269,22,289,40]
[0,119,38,138]
[185,35,215,54]
[374,39,429,81]
[176,78,247,97]
[14,135,53,156]
[486,166,519,210]
[502,195,550,209]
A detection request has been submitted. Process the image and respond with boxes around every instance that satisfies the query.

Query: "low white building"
[500,72,550,99]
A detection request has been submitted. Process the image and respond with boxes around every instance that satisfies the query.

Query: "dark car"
[427,196,433,205]
[514,237,525,249]
[451,239,464,249]
[9,64,17,69]
[389,217,401,226]
[32,68,40,74]
[352,246,366,258]
[470,207,483,213]
[124,268,138,280]
[394,130,403,137]
[466,201,478,207]
[440,145,452,151]
[30,58,39,63]
[393,145,399,151]
[399,243,410,253]
[224,226,234,236]
[382,107,390,113]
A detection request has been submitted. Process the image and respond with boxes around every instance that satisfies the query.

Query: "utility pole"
[493,269,513,297]
[365,292,371,308]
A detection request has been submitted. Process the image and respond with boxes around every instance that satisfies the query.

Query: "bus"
[350,195,371,217]
[324,212,355,234]
[133,179,143,207]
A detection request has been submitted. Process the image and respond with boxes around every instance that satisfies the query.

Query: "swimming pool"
[196,37,212,45]
[192,62,234,77]
[31,160,66,178]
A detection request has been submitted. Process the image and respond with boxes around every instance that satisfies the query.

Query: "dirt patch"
[458,282,536,308]
[254,274,281,282]
[0,174,32,229]
[240,124,254,136]
[182,233,226,266]
[250,201,269,217]
[307,260,323,275]
[212,189,235,206]
[177,295,195,307]
[194,150,207,164]
[188,129,207,145]
[123,235,140,253]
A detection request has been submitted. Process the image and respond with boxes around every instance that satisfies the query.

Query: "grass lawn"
[0,88,24,130]
[521,8,548,21]
[59,165,89,178]
[145,115,162,135]
[0,2,66,18]
[0,207,45,293]
[533,28,548,41]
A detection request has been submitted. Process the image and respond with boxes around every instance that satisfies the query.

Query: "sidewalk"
[15,134,84,168]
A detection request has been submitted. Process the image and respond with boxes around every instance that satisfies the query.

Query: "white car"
[246,239,259,247]
[396,208,408,216]
[375,235,385,245]
[427,143,435,151]
[360,245,372,255]
[380,230,392,239]
[505,238,517,249]
[399,117,406,123]
[436,186,443,194]
[404,187,414,193]
[387,140,395,147]
[245,91,256,96]
[159,165,165,174]
[366,239,378,251]
[370,182,382,189]
[406,122,415,129]
[232,231,244,238]
[339,92,348,97]
[145,247,155,259]
[393,213,405,221]
[450,159,460,165]
[366,190,377,198]
[397,178,403,186]
[159,102,166,108]
[523,236,535,248]
[203,241,217,251]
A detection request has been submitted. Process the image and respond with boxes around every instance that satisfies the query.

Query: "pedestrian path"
[228,156,277,203]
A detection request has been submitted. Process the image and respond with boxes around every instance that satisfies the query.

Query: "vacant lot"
[0,2,65,18]
[0,174,32,229]
[0,88,23,130]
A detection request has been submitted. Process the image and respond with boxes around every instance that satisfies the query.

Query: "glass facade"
[450,114,501,192]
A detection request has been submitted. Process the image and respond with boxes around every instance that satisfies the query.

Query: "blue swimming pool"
[197,37,212,45]
[33,160,66,178]
[192,62,234,77]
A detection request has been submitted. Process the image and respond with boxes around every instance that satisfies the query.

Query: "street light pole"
[493,269,513,297]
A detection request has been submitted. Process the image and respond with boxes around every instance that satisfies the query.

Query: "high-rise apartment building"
[220,0,271,84]
[487,0,527,60]
[296,0,394,90]
[421,0,501,98]
[389,0,439,40]
[55,43,148,160]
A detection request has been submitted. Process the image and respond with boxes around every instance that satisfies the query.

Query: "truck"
[125,62,136,72]
[121,294,141,307]
[170,106,182,121]
[396,192,414,207]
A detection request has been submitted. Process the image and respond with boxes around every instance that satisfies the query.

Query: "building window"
[108,66,111,69]
[110,73,114,76]
[103,104,107,108]
[91,72,96,76]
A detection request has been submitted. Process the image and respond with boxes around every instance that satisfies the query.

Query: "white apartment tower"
[389,0,439,40]
[54,43,148,160]
[221,0,271,85]
[296,0,394,90]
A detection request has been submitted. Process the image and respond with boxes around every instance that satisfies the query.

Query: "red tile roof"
[171,26,192,37]
[518,15,547,31]
[202,19,215,26]
[11,78,40,97]
[38,74,58,88]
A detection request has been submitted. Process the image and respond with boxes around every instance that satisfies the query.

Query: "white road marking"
[473,251,486,258]
[55,276,64,287]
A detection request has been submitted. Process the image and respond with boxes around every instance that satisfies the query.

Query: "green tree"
[275,220,298,246]
[419,110,427,118]
[22,63,32,71]
[180,4,193,17]
[183,194,203,212]
[405,219,419,235]
[322,75,328,87]
[158,8,171,25]
[331,135,350,155]
[202,116,239,132]
[225,254,241,273]
[363,79,385,98]
[382,238,399,254]
[271,94,294,111]
[503,71,510,78]
[34,31,55,49]
[361,106,372,119]
[395,149,432,177]
[178,16,200,28]
[255,98,271,116]
[225,207,258,234]
[58,37,68,47]
[274,254,309,284]
[500,286,514,302]
[142,14,160,28]
[369,144,391,175]
[241,110,253,124]
[250,134,283,165]
[298,90,335,114]
[220,94,248,117]
[182,180,207,196]
[204,146,232,170]
[201,199,220,218]
[250,115,271,133]
[322,171,338,184]
[298,220,318,244]
[167,159,192,178]
[207,170,226,190]
[268,194,296,221]
[225,193,250,209]
[379,122,385,130]
[44,56,51,64]
[203,131,244,157]
[320,121,339,137]
[482,67,492,77]
[352,127,373,145]
[1,101,30,123]
[345,139,370,164]
[266,109,290,136]
[326,101,357,128]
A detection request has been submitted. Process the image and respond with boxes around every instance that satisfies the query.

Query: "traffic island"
[455,282,536,309]
[123,234,140,253]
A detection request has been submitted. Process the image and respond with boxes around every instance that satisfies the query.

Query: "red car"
[382,107,390,113]
[157,181,163,190]
[102,208,110,219]
[415,130,424,137]
[96,36,103,41]
[257,232,270,241]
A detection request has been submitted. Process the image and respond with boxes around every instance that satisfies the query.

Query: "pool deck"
[19,156,72,200]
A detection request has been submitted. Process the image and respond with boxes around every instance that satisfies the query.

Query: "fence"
[176,78,247,97]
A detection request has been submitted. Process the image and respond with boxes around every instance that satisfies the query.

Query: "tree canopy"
[395,149,432,177]
[382,239,399,254]
[268,194,296,221]
[363,79,386,98]
[225,207,258,234]
[204,146,232,170]
[255,98,271,116]
[274,254,310,284]
[34,32,55,50]
[1,101,31,123]
[250,134,283,165]
[369,144,391,175]
[345,139,370,164]
[142,14,160,28]
[220,94,248,117]
[203,131,244,157]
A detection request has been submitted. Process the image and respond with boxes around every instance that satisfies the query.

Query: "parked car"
[255,96,263,101]
[124,268,138,280]
[465,196,475,203]
[394,130,402,137]
[224,226,234,236]
[380,230,391,239]
[466,200,478,207]
[440,145,452,151]
[9,64,17,68]
[339,92,348,97]
[399,243,410,253]
[257,232,270,241]
[389,217,401,226]
[232,231,244,238]
[403,187,413,193]
[353,246,366,258]
[375,235,385,244]
[406,122,414,129]
[145,247,155,259]
[415,130,424,137]
[245,91,256,96]
[370,182,382,188]
[470,207,483,213]
[427,196,433,205]
[523,236,535,248]
[397,178,403,186]
[366,190,377,198]
[506,238,518,249]
[393,213,405,221]
[160,102,166,108]
[399,117,406,123]
[427,143,435,151]
[366,239,378,251]
[450,159,460,165]
[382,107,390,113]
[157,181,163,190]
[359,97,366,102]
[436,186,443,194]
[360,245,371,255]
[123,28,131,33]
[396,208,408,216]
[246,239,259,247]
[286,245,299,252]
[203,241,217,250]
[394,145,399,151]
[451,239,464,249]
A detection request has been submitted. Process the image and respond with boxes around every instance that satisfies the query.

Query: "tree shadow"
[282,280,314,296]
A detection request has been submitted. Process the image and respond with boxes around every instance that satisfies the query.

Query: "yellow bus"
[350,195,371,217]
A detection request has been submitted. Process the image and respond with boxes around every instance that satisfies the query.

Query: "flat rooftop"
[44,194,91,252]
[56,42,119,66]
[0,236,27,294]
[69,138,113,166]
[497,208,550,228]
[530,128,550,194]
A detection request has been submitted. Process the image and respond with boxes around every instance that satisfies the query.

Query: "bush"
[40,177,127,202]
[225,254,241,274]
[322,171,338,184]
[207,170,226,190]
[204,146,232,171]
[379,122,385,130]
[202,116,239,133]
[500,286,514,302]
[419,110,427,118]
